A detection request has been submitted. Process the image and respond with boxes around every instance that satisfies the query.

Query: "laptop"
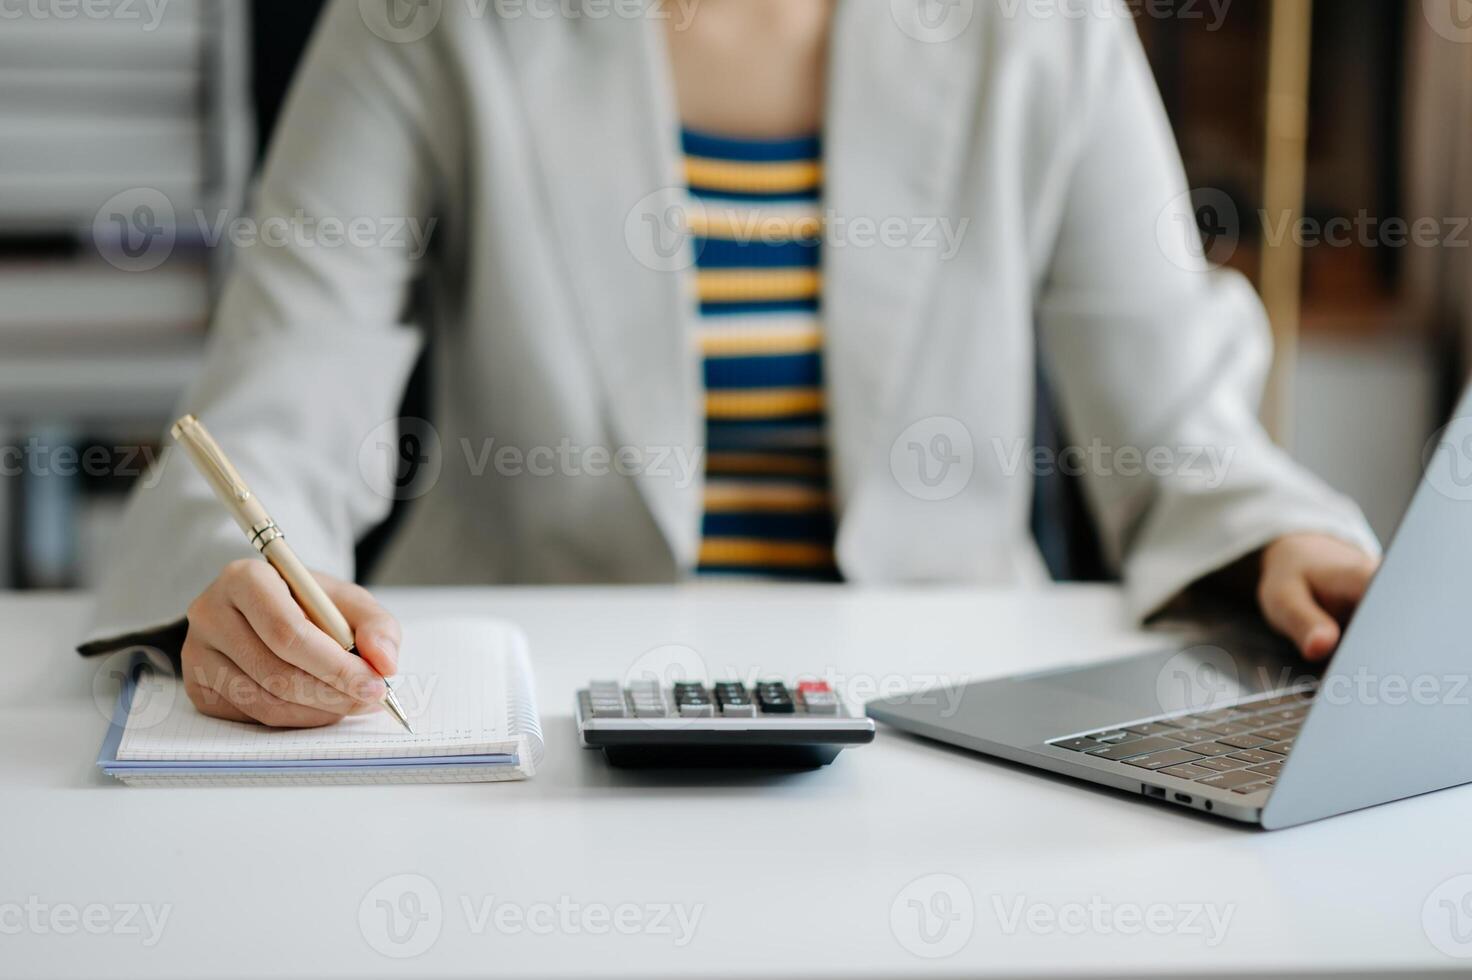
[868,385,1472,829]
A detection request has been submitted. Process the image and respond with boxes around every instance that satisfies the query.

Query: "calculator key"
[756,682,796,714]
[800,692,840,716]
[720,702,757,718]
[590,701,628,718]
[678,703,715,718]
[715,682,752,704]
[674,683,713,706]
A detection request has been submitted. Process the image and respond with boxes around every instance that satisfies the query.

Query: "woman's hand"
[181,560,401,727]
[1257,534,1380,663]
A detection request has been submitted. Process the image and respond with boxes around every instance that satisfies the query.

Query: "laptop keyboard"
[1048,688,1315,797]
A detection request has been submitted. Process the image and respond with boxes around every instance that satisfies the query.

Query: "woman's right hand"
[181,560,401,728]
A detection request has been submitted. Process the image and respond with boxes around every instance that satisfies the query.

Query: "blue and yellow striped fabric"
[685,128,840,581]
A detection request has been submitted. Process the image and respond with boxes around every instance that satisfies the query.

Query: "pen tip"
[382,689,414,734]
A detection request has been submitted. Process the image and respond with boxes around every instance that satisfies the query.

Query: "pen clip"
[171,414,253,503]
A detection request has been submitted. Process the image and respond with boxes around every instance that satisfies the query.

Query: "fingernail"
[375,635,399,670]
[1304,625,1337,659]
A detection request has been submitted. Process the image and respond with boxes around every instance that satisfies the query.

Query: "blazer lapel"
[499,3,701,567]
[823,1,985,521]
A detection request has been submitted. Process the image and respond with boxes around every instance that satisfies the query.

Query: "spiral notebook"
[97,617,543,786]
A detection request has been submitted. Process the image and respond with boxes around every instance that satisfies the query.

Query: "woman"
[84,0,1380,727]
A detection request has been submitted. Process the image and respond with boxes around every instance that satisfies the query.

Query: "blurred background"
[1,0,1469,590]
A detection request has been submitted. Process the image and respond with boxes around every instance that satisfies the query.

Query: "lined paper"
[116,618,534,762]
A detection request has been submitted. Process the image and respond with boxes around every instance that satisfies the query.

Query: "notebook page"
[117,618,531,762]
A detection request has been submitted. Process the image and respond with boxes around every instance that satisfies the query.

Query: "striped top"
[685,128,840,581]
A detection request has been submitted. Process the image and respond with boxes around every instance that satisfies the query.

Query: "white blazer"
[85,0,1376,648]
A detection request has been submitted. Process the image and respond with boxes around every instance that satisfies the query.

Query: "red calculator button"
[797,681,831,694]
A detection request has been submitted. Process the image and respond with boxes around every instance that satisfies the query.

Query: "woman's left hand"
[1257,533,1381,662]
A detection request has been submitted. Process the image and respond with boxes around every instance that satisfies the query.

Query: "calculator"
[575,679,876,768]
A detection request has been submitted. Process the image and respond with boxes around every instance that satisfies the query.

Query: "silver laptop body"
[868,385,1472,829]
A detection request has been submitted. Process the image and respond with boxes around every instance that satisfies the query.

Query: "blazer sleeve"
[80,4,447,655]
[1032,12,1380,621]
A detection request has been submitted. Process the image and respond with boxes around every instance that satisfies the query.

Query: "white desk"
[2,586,1464,979]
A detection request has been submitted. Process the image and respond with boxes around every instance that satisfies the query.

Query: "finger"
[182,642,254,723]
[185,643,346,729]
[1305,557,1378,607]
[214,606,364,715]
[324,577,401,676]
[1260,574,1341,662]
[224,562,387,704]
